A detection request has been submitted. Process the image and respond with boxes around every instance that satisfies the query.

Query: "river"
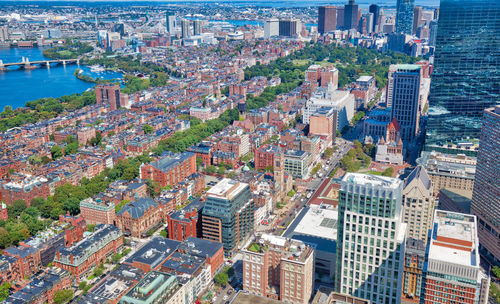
[0,47,122,110]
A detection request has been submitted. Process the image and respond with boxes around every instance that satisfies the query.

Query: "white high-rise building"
[304,82,355,131]
[264,18,279,38]
[335,173,407,304]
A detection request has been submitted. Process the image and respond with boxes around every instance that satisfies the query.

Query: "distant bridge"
[0,57,80,71]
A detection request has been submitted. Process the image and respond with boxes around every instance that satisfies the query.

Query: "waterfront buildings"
[390,64,421,143]
[139,152,196,188]
[423,210,490,304]
[418,151,476,196]
[401,166,433,243]
[242,234,315,304]
[318,6,337,34]
[53,224,123,282]
[395,0,414,35]
[201,179,254,256]
[335,173,406,304]
[426,0,500,152]
[471,105,500,264]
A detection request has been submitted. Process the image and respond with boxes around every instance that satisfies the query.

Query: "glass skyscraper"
[426,0,500,153]
[395,0,414,35]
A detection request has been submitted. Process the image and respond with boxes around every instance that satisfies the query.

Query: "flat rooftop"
[342,173,401,189]
[286,206,337,241]
[231,292,282,304]
[429,210,478,267]
[206,178,248,200]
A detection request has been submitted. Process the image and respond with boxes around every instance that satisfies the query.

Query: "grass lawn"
[362,170,384,176]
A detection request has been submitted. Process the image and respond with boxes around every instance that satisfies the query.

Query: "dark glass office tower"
[318,6,337,34]
[369,4,380,32]
[343,0,359,30]
[426,0,500,153]
[396,0,414,35]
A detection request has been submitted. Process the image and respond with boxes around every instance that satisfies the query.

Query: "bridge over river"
[0,57,79,71]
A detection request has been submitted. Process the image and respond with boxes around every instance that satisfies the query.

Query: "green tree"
[214,272,229,286]
[51,145,63,160]
[143,124,154,134]
[7,199,27,218]
[0,282,11,301]
[53,289,74,304]
[382,167,394,177]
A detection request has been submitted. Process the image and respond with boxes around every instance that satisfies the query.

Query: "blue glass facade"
[426,0,500,151]
[395,0,415,35]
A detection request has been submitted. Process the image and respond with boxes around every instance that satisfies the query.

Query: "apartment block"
[80,197,116,225]
[242,234,315,304]
[140,152,196,188]
[335,173,407,304]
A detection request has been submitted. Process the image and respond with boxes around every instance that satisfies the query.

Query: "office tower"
[337,7,345,29]
[471,106,500,264]
[426,0,499,153]
[358,13,374,35]
[401,238,425,304]
[396,0,415,35]
[335,173,406,304]
[201,179,254,257]
[369,4,380,32]
[423,210,490,304]
[166,12,176,34]
[181,19,191,38]
[428,20,438,46]
[433,7,439,20]
[242,234,314,304]
[390,64,421,143]
[264,18,279,38]
[343,0,359,30]
[402,166,433,243]
[412,6,423,35]
[193,19,202,35]
[279,19,299,37]
[318,6,337,34]
[111,23,125,37]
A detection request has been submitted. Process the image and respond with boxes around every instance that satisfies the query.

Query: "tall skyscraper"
[181,19,191,38]
[343,0,359,30]
[423,210,490,304]
[395,0,415,35]
[335,173,406,304]
[264,18,279,38]
[412,6,423,34]
[471,106,500,264]
[426,0,499,153]
[401,166,433,243]
[318,6,337,34]
[201,179,254,257]
[95,84,128,111]
[166,12,176,34]
[193,19,202,35]
[428,20,438,46]
[390,64,421,142]
[369,4,380,32]
[337,7,345,29]
[279,19,299,37]
[358,13,374,35]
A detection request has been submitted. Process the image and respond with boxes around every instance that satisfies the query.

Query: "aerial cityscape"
[0,0,498,304]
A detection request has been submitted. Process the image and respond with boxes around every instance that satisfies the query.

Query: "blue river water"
[0,47,122,110]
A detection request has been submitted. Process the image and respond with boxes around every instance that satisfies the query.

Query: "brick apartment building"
[254,145,282,171]
[242,234,315,304]
[140,152,196,188]
[80,198,116,225]
[0,174,50,206]
[95,84,129,111]
[59,213,86,247]
[167,200,204,242]
[53,224,123,283]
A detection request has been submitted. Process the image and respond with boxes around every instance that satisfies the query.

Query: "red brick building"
[95,84,129,111]
[0,174,50,206]
[80,198,116,225]
[255,145,282,171]
[0,202,8,221]
[59,213,86,247]
[53,225,123,283]
[3,245,42,281]
[140,152,196,188]
[166,200,203,241]
[115,198,164,238]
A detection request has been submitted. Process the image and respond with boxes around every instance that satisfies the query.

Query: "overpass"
[0,57,80,71]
